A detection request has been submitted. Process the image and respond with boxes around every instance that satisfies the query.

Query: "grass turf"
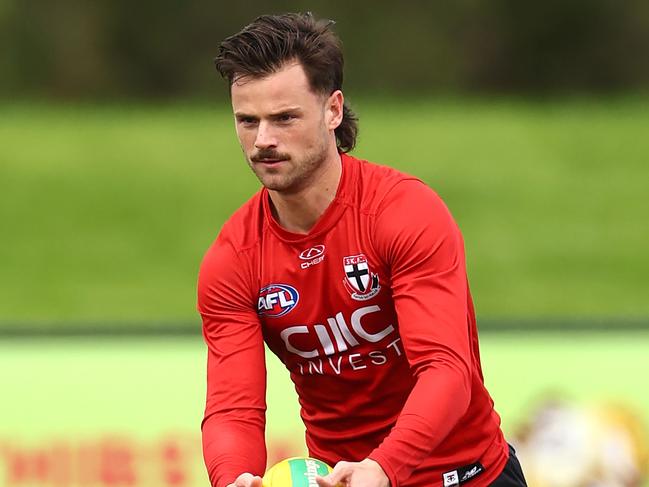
[0,98,648,323]
[0,334,647,484]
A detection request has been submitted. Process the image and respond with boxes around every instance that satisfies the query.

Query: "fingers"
[234,472,251,486]
[315,474,339,487]
[231,472,263,487]
[316,461,350,487]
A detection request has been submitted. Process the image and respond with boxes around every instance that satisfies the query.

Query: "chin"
[258,176,292,192]
[263,178,305,194]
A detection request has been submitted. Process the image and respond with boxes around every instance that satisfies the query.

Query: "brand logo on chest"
[278,304,404,376]
[299,244,325,269]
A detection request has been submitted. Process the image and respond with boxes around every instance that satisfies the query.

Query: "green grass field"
[0,334,647,486]
[1,98,648,324]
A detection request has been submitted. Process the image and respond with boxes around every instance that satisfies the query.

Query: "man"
[198,12,527,487]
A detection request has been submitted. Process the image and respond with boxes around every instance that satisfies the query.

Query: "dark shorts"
[489,444,527,486]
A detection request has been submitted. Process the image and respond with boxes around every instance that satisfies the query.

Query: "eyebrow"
[234,106,302,119]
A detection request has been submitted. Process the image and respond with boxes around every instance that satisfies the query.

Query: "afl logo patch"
[258,284,299,318]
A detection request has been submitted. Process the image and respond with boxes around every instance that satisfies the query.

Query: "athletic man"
[198,12,527,487]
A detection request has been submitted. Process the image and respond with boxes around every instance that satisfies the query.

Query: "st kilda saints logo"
[343,254,380,301]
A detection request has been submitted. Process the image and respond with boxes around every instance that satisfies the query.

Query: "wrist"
[361,458,390,486]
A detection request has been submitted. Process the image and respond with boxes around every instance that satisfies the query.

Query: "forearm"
[368,364,471,487]
[200,313,267,487]
[202,413,267,487]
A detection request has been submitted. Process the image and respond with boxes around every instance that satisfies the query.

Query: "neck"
[268,150,342,234]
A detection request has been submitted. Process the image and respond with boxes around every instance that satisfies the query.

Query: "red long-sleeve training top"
[198,153,509,487]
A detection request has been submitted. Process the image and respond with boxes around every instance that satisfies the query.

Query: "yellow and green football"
[262,457,333,487]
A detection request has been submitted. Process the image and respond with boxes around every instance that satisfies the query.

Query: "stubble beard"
[248,135,329,194]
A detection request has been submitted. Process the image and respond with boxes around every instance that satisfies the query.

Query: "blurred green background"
[1,1,648,486]
[1,99,648,321]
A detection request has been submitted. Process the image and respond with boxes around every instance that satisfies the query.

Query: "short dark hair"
[214,12,358,153]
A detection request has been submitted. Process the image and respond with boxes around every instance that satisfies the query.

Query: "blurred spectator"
[512,398,648,487]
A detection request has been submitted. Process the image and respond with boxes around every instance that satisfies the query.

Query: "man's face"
[230,62,340,193]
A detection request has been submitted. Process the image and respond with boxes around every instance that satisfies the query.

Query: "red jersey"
[198,153,509,487]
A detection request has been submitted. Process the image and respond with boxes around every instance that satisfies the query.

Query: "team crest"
[343,254,381,301]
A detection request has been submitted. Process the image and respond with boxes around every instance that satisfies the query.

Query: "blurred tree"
[464,0,649,92]
[0,0,647,99]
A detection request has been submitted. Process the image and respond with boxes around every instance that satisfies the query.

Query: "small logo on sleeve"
[443,462,484,486]
[343,254,380,301]
[257,284,299,318]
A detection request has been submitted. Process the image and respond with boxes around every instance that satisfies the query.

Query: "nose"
[254,121,277,150]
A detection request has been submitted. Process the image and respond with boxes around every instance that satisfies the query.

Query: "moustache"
[251,149,290,162]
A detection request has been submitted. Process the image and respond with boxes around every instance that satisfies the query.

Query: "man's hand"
[316,458,389,487]
[226,472,263,487]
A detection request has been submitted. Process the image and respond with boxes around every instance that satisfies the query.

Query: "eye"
[237,116,258,126]
[276,113,296,123]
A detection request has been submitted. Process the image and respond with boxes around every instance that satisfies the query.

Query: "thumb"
[316,462,349,487]
[315,475,338,487]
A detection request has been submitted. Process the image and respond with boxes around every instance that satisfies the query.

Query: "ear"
[324,90,344,131]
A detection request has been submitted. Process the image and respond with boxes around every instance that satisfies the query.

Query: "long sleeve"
[367,179,473,486]
[198,235,267,487]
